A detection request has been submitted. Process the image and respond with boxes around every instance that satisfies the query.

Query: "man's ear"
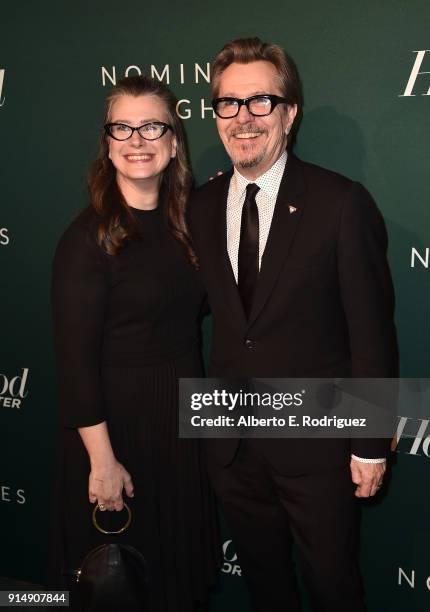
[285,104,298,135]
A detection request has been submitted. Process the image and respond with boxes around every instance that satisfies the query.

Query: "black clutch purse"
[74,503,149,611]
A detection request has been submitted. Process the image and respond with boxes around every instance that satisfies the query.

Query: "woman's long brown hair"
[87,75,196,265]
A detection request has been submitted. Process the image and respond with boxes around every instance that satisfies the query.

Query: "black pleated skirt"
[49,346,220,611]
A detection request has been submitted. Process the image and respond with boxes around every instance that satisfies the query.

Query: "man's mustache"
[228,126,268,137]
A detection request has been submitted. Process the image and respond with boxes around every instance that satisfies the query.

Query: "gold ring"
[99,503,106,510]
[92,502,132,535]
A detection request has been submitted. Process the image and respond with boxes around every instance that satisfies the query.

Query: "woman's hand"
[77,421,134,511]
[88,459,134,511]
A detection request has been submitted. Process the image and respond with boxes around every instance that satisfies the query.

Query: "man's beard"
[227,125,267,169]
[236,151,265,168]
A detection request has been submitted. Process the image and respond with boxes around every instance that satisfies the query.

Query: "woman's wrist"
[77,422,116,471]
[90,452,117,471]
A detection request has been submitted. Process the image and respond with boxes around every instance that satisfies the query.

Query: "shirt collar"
[231,150,288,201]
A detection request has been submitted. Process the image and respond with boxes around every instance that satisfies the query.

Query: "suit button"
[244,339,255,350]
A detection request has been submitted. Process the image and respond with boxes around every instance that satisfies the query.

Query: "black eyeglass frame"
[211,94,289,118]
[104,121,173,141]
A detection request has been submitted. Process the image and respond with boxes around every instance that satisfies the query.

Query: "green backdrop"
[1,1,429,610]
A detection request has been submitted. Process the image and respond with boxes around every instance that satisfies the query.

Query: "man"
[189,37,398,611]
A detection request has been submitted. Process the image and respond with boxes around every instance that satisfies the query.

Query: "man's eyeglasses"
[104,121,173,141]
[212,94,288,119]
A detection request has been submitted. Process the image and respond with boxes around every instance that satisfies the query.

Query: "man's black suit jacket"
[189,154,398,473]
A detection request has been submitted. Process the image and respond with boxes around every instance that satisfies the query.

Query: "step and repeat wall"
[1,1,429,610]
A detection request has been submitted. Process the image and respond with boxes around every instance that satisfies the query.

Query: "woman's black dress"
[50,205,219,611]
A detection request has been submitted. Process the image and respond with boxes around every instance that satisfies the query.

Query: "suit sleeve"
[337,182,399,458]
[51,220,109,428]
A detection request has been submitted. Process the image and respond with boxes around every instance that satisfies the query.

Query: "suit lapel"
[207,170,248,329]
[247,155,306,328]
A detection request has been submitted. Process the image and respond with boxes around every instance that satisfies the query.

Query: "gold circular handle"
[92,502,132,535]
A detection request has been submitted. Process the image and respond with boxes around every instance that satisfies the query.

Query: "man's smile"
[234,132,261,139]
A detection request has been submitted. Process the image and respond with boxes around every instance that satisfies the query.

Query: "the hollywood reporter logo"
[0,69,5,107]
[400,50,430,97]
[0,368,29,409]
[222,540,241,577]
[0,74,9,246]
[393,415,430,457]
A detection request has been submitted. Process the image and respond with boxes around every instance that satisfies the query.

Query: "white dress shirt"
[227,151,287,282]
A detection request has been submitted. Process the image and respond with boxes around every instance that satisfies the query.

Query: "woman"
[50,75,219,611]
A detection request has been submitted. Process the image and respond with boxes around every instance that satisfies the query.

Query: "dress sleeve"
[51,217,109,428]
